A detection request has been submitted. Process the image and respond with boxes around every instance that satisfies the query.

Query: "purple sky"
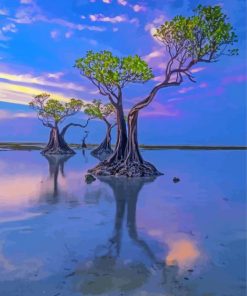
[0,0,246,145]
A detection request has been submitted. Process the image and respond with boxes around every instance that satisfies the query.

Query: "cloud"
[117,0,127,5]
[117,0,146,12]
[0,110,36,120]
[46,72,64,80]
[11,5,105,32]
[222,75,247,85]
[65,31,73,38]
[89,14,137,24]
[0,72,86,92]
[132,4,146,12]
[178,82,208,94]
[50,30,59,39]
[20,0,34,4]
[2,23,18,33]
[0,23,18,41]
[143,50,164,63]
[140,101,179,117]
[103,0,111,3]
[145,15,166,38]
[178,86,194,94]
[0,81,85,106]
[191,67,205,73]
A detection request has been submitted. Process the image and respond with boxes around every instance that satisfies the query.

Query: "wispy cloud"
[178,82,208,94]
[145,15,166,38]
[0,81,85,106]
[0,110,36,120]
[132,4,146,12]
[20,0,34,4]
[0,23,18,41]
[140,101,179,117]
[191,67,205,73]
[11,4,105,32]
[143,50,164,63]
[117,0,146,12]
[89,13,138,25]
[222,74,247,85]
[0,72,86,92]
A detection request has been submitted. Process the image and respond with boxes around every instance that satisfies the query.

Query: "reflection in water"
[166,239,200,270]
[40,155,73,203]
[74,177,192,295]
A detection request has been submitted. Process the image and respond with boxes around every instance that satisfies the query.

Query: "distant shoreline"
[0,142,246,151]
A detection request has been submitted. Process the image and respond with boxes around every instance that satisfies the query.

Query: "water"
[0,149,246,296]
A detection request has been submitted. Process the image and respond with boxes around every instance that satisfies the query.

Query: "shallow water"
[0,149,246,296]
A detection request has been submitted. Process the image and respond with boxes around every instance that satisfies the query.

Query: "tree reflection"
[74,177,171,295]
[40,154,73,203]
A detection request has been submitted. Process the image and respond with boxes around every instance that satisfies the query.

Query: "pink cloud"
[178,86,194,94]
[140,101,180,117]
[191,67,205,73]
[132,4,146,12]
[118,0,127,5]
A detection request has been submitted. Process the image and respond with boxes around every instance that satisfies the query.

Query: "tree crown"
[30,93,83,127]
[154,4,238,82]
[75,51,154,98]
[83,99,115,122]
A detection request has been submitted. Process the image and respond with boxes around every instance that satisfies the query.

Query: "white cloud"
[145,15,166,38]
[0,110,36,120]
[117,0,127,5]
[103,0,111,3]
[89,14,127,23]
[65,31,73,38]
[132,4,146,12]
[20,0,33,4]
[89,13,138,25]
[46,72,64,80]
[0,23,17,41]
[2,23,18,33]
[50,30,59,39]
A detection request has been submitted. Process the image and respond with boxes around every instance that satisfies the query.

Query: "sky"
[0,0,246,145]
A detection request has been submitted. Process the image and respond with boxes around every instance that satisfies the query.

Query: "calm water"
[0,149,246,296]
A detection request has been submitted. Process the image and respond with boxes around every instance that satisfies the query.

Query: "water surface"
[0,149,246,296]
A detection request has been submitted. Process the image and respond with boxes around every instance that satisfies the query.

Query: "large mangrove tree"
[75,5,238,177]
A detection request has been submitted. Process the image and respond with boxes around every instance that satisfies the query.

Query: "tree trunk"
[118,109,162,177]
[91,122,113,160]
[42,126,75,155]
[107,105,127,163]
[88,104,128,175]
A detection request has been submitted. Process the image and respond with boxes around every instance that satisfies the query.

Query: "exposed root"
[88,160,163,177]
[42,146,75,155]
[91,147,113,161]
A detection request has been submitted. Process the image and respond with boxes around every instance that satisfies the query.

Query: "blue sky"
[0,0,246,145]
